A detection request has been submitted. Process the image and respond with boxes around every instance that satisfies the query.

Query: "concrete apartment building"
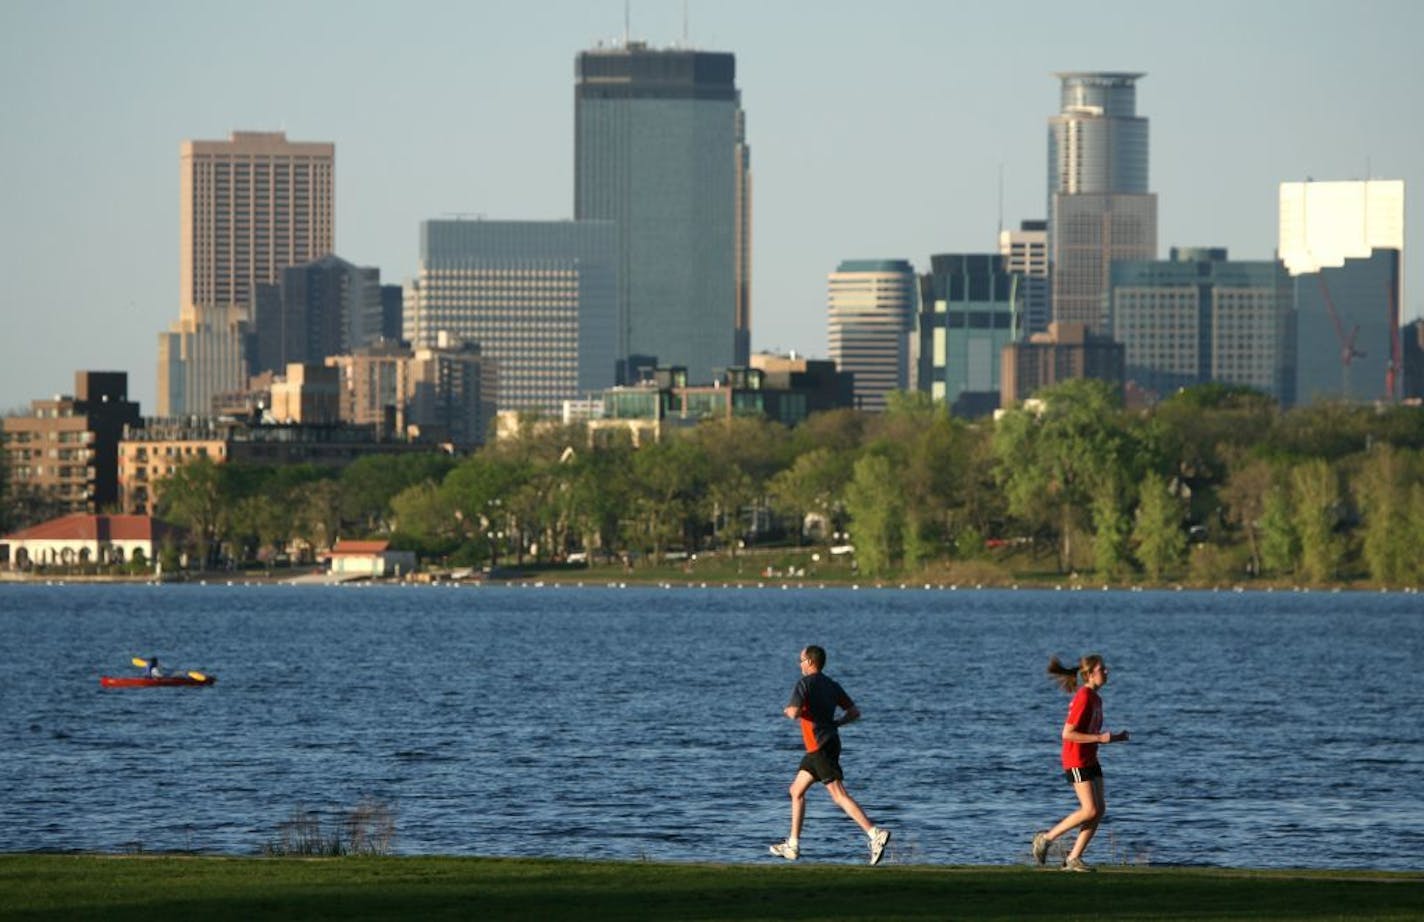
[2,372,142,519]
[158,131,334,416]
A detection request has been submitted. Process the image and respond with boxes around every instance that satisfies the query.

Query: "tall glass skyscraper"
[916,254,1022,418]
[1047,73,1157,333]
[575,42,747,383]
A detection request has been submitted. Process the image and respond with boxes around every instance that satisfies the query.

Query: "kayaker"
[142,657,163,678]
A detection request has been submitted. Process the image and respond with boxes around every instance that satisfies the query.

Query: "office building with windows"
[917,254,1022,417]
[1278,179,1404,404]
[252,255,383,376]
[404,219,616,414]
[158,131,334,416]
[575,42,747,382]
[999,220,1050,336]
[1110,248,1294,404]
[1048,73,1157,332]
[827,259,916,412]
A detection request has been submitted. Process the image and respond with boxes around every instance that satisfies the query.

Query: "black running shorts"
[798,737,844,784]
[1064,764,1103,784]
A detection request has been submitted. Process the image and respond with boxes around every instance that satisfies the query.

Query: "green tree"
[567,436,635,558]
[867,394,968,570]
[389,481,462,560]
[340,453,457,535]
[1146,384,1277,526]
[1134,472,1186,581]
[993,379,1143,572]
[1219,455,1276,576]
[842,452,903,578]
[1092,486,1132,580]
[1291,459,1344,583]
[1355,446,1417,584]
[770,447,854,543]
[155,455,224,567]
[440,454,529,566]
[1258,481,1299,577]
[628,436,710,561]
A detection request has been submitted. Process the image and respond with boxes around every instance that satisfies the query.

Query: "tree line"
[137,380,1424,586]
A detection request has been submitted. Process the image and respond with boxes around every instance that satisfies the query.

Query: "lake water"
[1,582,1421,870]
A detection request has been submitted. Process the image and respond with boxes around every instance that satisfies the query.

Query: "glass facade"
[917,254,1022,417]
[1047,73,1157,335]
[406,220,617,413]
[576,45,742,384]
[1292,249,1400,406]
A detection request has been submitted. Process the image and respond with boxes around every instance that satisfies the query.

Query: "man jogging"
[769,644,891,865]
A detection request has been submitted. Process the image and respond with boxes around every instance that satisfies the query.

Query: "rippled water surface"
[1,583,1421,869]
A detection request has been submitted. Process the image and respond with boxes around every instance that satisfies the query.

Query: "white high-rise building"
[1278,179,1405,403]
[1278,180,1404,274]
[827,260,916,412]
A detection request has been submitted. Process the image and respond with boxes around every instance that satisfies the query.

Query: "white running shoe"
[1062,855,1094,872]
[868,827,891,866]
[1031,831,1049,865]
[768,840,799,861]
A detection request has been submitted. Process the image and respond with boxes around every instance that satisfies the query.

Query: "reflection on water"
[0,584,1420,869]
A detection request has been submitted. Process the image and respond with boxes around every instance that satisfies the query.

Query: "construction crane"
[1316,273,1364,396]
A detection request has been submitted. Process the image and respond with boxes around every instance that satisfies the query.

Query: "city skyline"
[2,0,1421,412]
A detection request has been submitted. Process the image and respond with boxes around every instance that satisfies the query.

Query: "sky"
[2,0,1421,413]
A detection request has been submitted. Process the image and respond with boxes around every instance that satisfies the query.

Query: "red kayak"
[100,674,216,688]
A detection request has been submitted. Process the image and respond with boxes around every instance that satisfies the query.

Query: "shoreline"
[2,569,1420,594]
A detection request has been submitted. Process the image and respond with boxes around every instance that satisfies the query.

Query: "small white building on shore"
[323,540,416,578]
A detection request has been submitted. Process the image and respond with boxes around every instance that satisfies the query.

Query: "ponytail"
[1047,654,1103,693]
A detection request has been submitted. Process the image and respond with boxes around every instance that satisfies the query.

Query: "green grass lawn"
[2,856,1420,920]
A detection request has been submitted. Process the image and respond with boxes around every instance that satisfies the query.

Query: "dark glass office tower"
[576,43,746,383]
[1047,73,1157,333]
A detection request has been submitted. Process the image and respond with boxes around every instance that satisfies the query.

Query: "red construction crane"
[1316,273,1364,395]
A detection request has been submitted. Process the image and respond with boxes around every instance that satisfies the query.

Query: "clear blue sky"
[2,0,1420,412]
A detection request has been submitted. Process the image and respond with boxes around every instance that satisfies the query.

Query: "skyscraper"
[1048,73,1157,332]
[827,259,916,412]
[404,219,618,414]
[158,131,334,416]
[575,42,746,383]
[251,255,383,376]
[917,254,1022,417]
[999,220,1050,336]
[1278,180,1404,404]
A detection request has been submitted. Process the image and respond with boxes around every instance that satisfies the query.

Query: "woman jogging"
[1031,654,1128,872]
